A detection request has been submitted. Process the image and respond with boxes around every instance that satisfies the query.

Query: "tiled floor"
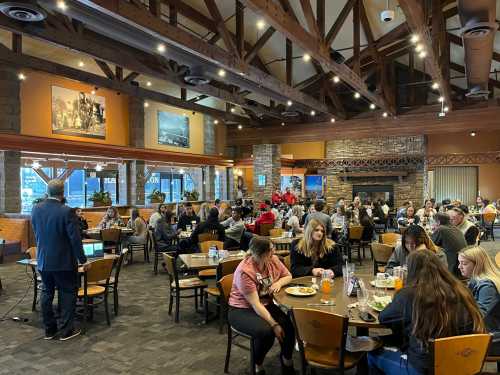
[0,238,498,375]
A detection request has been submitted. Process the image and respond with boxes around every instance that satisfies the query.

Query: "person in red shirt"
[254,203,275,235]
[282,187,297,206]
[271,188,282,205]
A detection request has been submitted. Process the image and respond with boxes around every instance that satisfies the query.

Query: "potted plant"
[183,190,199,201]
[89,191,111,207]
[147,189,166,204]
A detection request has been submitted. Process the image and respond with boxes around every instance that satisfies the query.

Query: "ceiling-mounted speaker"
[0,1,46,22]
[184,65,211,86]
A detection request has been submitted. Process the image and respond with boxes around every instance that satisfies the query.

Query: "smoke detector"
[0,1,46,22]
[380,0,394,23]
[184,66,211,86]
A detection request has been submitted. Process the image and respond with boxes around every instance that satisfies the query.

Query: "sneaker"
[44,331,57,340]
[59,329,81,341]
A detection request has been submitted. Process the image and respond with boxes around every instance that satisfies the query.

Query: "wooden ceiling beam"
[123,71,140,83]
[94,59,115,80]
[353,0,360,76]
[241,0,388,112]
[84,0,330,114]
[316,0,325,39]
[299,0,320,39]
[286,38,293,86]
[204,0,240,57]
[236,1,244,58]
[398,0,453,109]
[244,27,275,63]
[325,0,355,47]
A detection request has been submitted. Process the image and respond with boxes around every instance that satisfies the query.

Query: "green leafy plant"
[147,189,166,203]
[89,191,111,206]
[183,190,199,201]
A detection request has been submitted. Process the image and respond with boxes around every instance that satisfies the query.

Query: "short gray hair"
[47,179,65,197]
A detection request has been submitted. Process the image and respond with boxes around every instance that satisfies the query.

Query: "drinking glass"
[186,225,191,232]
[357,285,369,313]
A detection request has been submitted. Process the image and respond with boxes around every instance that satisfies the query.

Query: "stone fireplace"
[321,135,426,209]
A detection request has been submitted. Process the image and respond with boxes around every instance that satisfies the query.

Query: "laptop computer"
[83,241,104,259]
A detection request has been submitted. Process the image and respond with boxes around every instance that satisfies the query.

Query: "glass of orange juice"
[393,267,404,291]
[321,278,332,294]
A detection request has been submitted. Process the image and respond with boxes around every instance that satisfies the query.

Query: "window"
[85,170,119,206]
[145,172,183,202]
[64,169,86,208]
[20,167,53,213]
[215,173,222,200]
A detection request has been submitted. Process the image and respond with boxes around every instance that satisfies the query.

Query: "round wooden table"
[274,276,395,331]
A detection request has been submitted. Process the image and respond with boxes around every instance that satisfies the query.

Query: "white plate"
[285,286,317,297]
[368,296,392,312]
[370,280,395,289]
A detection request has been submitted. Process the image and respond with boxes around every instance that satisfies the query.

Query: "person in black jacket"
[290,218,342,278]
[176,202,200,232]
[368,249,485,375]
[155,211,177,252]
[190,207,225,246]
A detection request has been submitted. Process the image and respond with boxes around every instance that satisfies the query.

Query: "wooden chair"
[97,248,128,316]
[199,240,224,278]
[163,253,207,323]
[25,247,41,311]
[127,231,149,264]
[258,223,274,236]
[100,228,122,254]
[198,231,220,242]
[291,308,365,375]
[150,229,176,276]
[370,242,394,275]
[379,232,401,247]
[348,225,365,265]
[496,251,500,268]
[78,257,115,334]
[429,334,492,375]
[482,213,496,241]
[283,255,291,271]
[269,228,284,237]
[204,258,242,333]
[220,274,257,375]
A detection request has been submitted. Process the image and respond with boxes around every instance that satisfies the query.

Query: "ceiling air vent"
[184,66,210,86]
[0,1,46,22]
[281,110,300,117]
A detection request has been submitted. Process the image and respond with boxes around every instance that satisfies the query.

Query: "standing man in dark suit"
[31,179,90,340]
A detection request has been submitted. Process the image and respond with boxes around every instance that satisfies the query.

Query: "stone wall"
[203,117,216,155]
[325,135,426,209]
[252,144,281,203]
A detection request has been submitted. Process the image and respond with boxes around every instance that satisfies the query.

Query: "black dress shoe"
[280,355,296,375]
[256,369,266,375]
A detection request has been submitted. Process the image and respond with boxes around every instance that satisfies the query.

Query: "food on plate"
[298,287,314,294]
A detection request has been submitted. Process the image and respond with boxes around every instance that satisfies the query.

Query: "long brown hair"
[406,250,485,346]
[296,219,334,259]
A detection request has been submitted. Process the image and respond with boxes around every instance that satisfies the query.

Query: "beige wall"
[427,130,500,154]
[281,142,325,159]
[21,71,129,146]
[478,164,500,201]
[144,101,204,154]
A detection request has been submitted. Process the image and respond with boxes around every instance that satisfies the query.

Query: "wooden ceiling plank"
[325,0,355,47]
[244,27,275,63]
[398,0,453,109]
[353,0,360,76]
[286,38,293,86]
[241,0,388,111]
[316,0,325,39]
[236,0,244,58]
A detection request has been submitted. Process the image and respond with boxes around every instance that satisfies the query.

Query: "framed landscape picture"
[157,111,190,148]
[51,86,106,139]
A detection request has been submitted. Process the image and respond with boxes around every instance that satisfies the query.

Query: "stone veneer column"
[126,96,145,205]
[227,167,236,200]
[0,67,21,213]
[203,166,216,201]
[252,144,281,203]
[203,117,216,155]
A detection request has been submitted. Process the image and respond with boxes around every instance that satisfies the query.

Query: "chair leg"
[168,289,173,316]
[218,299,224,334]
[250,338,256,375]
[113,288,119,316]
[32,277,38,312]
[129,248,133,265]
[224,328,232,373]
[82,296,88,334]
[175,291,180,323]
[154,252,158,275]
[104,292,111,326]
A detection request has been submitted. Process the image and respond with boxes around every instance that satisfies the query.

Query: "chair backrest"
[283,255,291,271]
[379,232,400,246]
[198,231,219,243]
[85,258,115,284]
[162,253,178,285]
[483,212,496,224]
[292,308,349,369]
[113,248,128,286]
[25,247,37,259]
[430,334,491,375]
[217,273,234,304]
[269,228,284,237]
[496,251,500,268]
[259,223,274,236]
[217,258,242,280]
[371,242,394,263]
[348,225,363,240]
[199,240,224,253]
[100,228,121,242]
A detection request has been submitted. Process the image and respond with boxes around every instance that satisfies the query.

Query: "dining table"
[179,251,247,271]
[273,275,395,334]
[17,253,119,272]
[84,227,134,240]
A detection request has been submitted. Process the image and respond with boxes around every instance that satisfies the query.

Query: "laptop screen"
[83,242,104,258]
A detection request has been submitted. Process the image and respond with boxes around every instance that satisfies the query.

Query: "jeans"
[367,348,422,375]
[39,270,79,336]
[228,304,295,366]
[223,237,240,250]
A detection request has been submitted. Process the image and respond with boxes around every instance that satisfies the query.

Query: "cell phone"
[359,311,376,322]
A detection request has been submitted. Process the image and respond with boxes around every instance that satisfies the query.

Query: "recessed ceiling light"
[179,168,185,174]
[330,118,335,123]
[418,50,427,59]
[78,61,85,67]
[57,1,67,11]
[470,131,476,137]
[18,73,26,81]
[218,69,226,77]
[310,110,316,116]
[438,96,444,103]
[95,164,103,172]
[432,82,439,90]
[157,43,166,53]
[281,122,285,126]
[32,160,41,169]
[286,100,293,106]
[443,106,449,112]
[144,102,149,108]
[415,43,423,52]
[230,107,235,113]
[91,90,96,95]
[303,53,311,62]
[369,103,376,110]
[382,112,388,118]
[146,81,152,87]
[410,34,419,44]
[354,92,360,99]
[238,124,243,130]
[214,119,219,124]
[256,19,265,30]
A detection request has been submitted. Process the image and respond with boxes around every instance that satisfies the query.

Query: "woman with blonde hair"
[286,205,303,234]
[458,246,500,315]
[290,219,341,278]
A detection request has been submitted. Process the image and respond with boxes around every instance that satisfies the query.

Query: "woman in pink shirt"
[228,237,294,375]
